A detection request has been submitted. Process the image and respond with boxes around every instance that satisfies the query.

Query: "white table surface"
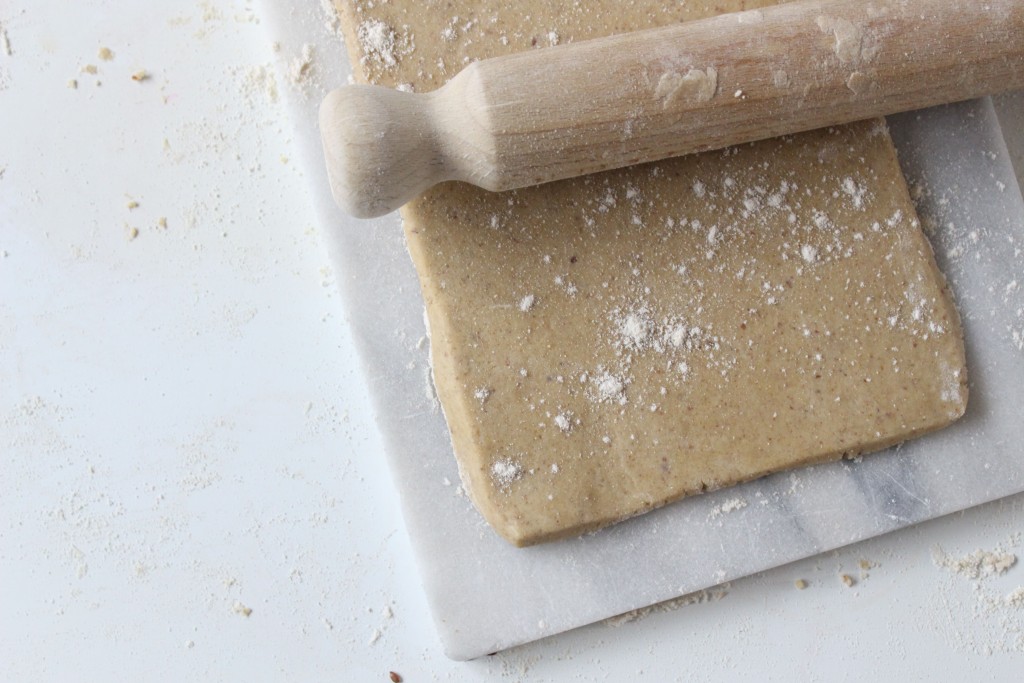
[2,1,1023,680]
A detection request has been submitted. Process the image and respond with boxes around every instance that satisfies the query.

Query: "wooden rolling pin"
[320,0,1024,218]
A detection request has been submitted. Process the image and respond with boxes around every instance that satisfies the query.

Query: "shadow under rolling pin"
[319,0,1024,218]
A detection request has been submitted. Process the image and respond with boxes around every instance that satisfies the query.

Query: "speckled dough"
[333,0,967,546]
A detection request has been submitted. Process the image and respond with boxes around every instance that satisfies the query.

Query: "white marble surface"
[266,0,1024,660]
[2,1,1024,679]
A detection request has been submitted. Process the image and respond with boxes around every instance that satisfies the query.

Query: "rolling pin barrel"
[320,0,1024,218]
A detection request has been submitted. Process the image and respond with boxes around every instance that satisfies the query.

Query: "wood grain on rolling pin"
[321,0,1024,217]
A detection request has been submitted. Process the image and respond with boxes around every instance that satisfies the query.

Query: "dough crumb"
[97,46,114,61]
[794,579,808,590]
[840,574,856,587]
[233,601,252,617]
[131,70,149,82]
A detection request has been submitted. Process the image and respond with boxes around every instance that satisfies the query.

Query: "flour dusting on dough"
[491,459,523,490]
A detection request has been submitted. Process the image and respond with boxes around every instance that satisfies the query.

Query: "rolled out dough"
[333,0,968,546]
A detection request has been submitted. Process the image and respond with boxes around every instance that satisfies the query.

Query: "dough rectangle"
[333,0,967,546]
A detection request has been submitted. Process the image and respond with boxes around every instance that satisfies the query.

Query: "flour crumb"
[553,412,574,433]
[841,177,867,209]
[613,306,653,351]
[236,63,278,105]
[473,387,492,405]
[800,244,818,263]
[291,43,315,85]
[593,369,628,405]
[519,294,536,312]
[708,497,747,519]
[357,19,410,70]
[720,497,747,513]
[933,546,1017,579]
[1007,587,1024,607]
[605,586,730,627]
[491,459,523,490]
[318,0,342,35]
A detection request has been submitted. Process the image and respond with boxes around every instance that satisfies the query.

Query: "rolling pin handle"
[319,85,442,218]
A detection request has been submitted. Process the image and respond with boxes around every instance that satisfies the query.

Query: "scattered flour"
[491,459,523,490]
[800,244,818,264]
[605,585,730,627]
[291,43,316,85]
[841,177,868,209]
[357,19,412,71]
[708,497,748,519]
[930,540,1024,655]
[592,369,628,405]
[932,546,1017,580]
[553,411,574,433]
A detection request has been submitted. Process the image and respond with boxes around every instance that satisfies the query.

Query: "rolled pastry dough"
[333,0,967,546]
